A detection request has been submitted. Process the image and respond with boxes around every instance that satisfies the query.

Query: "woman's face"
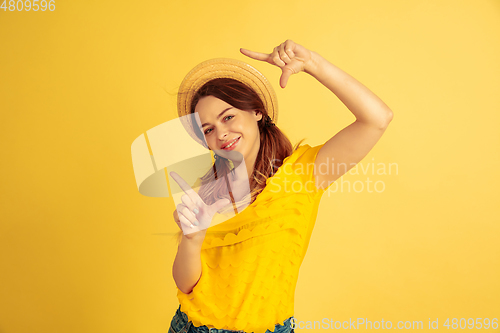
[194,95,263,165]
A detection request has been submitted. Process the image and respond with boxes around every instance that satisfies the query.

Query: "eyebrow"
[201,107,234,128]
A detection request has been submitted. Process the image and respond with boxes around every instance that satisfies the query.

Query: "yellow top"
[177,143,331,333]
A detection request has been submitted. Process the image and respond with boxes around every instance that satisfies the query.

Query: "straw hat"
[177,58,278,148]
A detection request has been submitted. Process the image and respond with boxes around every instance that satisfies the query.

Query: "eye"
[203,115,234,135]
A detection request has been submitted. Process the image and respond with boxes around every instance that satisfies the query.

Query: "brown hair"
[174,78,305,244]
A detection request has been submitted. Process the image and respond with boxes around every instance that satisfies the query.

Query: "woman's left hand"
[240,39,314,89]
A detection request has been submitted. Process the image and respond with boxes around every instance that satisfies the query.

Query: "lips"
[222,136,241,149]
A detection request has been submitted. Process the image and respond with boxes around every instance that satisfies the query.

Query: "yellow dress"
[176,143,332,333]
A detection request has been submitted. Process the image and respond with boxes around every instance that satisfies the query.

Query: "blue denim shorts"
[169,304,295,333]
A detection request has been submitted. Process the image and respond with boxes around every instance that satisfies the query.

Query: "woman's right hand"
[170,171,230,238]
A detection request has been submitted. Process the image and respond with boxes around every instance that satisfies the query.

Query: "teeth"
[224,137,239,149]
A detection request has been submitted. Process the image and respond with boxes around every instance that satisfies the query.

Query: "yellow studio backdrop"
[0,0,499,332]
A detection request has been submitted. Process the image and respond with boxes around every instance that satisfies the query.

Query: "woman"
[169,40,393,333]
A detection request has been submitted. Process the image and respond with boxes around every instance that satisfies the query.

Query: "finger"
[271,47,286,67]
[210,198,231,215]
[240,48,270,62]
[181,194,199,215]
[279,43,291,64]
[178,214,196,229]
[284,39,295,58]
[280,67,294,89]
[178,204,199,226]
[170,171,203,207]
[170,171,196,195]
[180,206,199,226]
[173,210,182,230]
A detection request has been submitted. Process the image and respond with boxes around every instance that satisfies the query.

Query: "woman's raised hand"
[240,39,314,89]
[170,171,230,236]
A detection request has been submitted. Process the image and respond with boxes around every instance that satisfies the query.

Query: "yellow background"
[1,0,499,332]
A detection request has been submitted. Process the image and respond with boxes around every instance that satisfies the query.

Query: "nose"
[217,127,228,141]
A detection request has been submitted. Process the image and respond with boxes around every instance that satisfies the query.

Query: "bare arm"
[240,40,394,189]
[172,229,206,294]
[305,50,393,127]
[305,51,393,188]
[169,172,229,295]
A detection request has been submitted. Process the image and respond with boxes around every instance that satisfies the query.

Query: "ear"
[254,110,263,122]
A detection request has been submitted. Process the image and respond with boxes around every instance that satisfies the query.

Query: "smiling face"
[195,95,263,170]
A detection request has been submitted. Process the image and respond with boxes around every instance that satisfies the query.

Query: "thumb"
[280,67,293,89]
[213,198,231,212]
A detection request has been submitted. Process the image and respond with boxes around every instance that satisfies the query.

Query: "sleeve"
[283,143,335,199]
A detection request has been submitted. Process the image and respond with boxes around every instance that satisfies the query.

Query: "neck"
[231,158,254,183]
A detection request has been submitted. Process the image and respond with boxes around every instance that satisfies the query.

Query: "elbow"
[172,270,198,295]
[179,286,193,295]
[386,110,394,123]
[380,111,393,129]
[174,277,193,295]
[360,110,393,130]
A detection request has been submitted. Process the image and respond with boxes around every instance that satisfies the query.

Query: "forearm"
[305,51,393,127]
[172,231,206,294]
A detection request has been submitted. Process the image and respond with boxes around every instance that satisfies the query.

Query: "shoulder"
[264,143,326,197]
[284,143,324,167]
